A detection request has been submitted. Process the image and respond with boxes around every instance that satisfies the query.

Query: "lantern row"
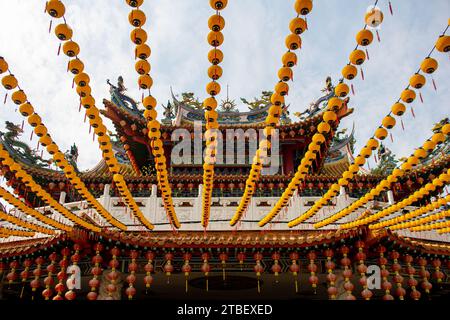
[230,0,314,226]
[0,225,35,238]
[201,0,228,228]
[390,198,450,231]
[409,209,450,232]
[0,186,55,235]
[288,24,450,228]
[125,0,179,229]
[314,123,450,229]
[260,3,383,227]
[45,0,151,230]
[0,58,126,231]
[340,167,450,229]
[0,144,91,232]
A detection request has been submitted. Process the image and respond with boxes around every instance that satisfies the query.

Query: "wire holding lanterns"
[288,22,449,229]
[230,0,313,227]
[201,0,228,229]
[0,57,126,231]
[45,0,153,231]
[125,0,180,229]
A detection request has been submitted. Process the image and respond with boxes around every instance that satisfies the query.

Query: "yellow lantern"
[442,124,450,135]
[317,122,331,134]
[382,115,396,129]
[282,51,297,67]
[391,102,406,116]
[0,57,8,74]
[2,74,18,90]
[19,102,34,116]
[278,67,293,82]
[327,97,343,111]
[360,147,372,158]
[208,49,223,65]
[39,134,52,147]
[349,49,366,65]
[323,111,337,123]
[206,81,221,96]
[289,17,307,34]
[334,82,349,97]
[68,58,84,74]
[270,93,284,107]
[139,74,153,89]
[400,89,416,103]
[81,95,95,109]
[342,64,357,80]
[420,57,438,74]
[207,31,224,47]
[210,0,228,10]
[128,9,146,27]
[269,105,282,117]
[208,14,225,32]
[409,73,426,89]
[366,138,379,150]
[285,34,302,50]
[294,0,313,15]
[423,140,436,152]
[143,95,157,110]
[135,59,151,75]
[208,65,223,80]
[274,82,289,96]
[62,41,80,57]
[130,28,148,45]
[431,132,445,145]
[435,35,450,53]
[28,113,41,127]
[312,133,325,145]
[74,73,90,87]
[413,148,427,159]
[354,155,366,166]
[76,84,91,97]
[54,23,72,40]
[356,29,373,46]
[365,6,383,28]
[203,97,218,111]
[46,0,65,18]
[374,127,388,140]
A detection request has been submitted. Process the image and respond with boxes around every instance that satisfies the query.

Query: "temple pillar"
[387,190,394,205]
[59,191,66,204]
[100,184,111,211]
[149,184,158,224]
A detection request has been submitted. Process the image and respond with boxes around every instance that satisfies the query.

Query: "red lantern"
[181,252,192,293]
[324,248,337,299]
[144,251,155,293]
[164,252,174,284]
[254,252,264,293]
[219,252,228,281]
[418,257,432,294]
[201,252,211,291]
[390,251,405,300]
[237,251,246,270]
[432,259,444,283]
[340,246,355,299]
[289,251,300,293]
[126,250,139,300]
[271,252,282,282]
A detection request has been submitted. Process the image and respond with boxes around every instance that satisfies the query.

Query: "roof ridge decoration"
[107,76,143,117]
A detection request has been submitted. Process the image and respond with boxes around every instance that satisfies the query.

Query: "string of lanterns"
[340,167,450,229]
[45,0,150,230]
[0,184,69,232]
[0,57,126,231]
[377,193,450,231]
[1,144,99,232]
[0,186,56,235]
[201,0,228,228]
[408,208,450,232]
[260,3,382,227]
[315,124,449,229]
[0,225,35,238]
[125,0,180,229]
[230,0,313,226]
[289,24,449,229]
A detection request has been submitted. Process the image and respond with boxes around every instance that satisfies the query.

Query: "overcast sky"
[0,0,449,173]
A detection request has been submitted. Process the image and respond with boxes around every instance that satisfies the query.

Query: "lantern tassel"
[389,1,394,15]
[419,92,424,103]
[351,84,355,95]
[365,48,370,60]
[48,20,52,33]
[257,278,260,293]
[185,278,188,293]
[30,130,33,141]
[4,93,7,104]
[206,278,209,292]
[376,30,381,42]
[401,119,405,131]
[21,120,24,130]
[222,267,226,281]
[57,43,61,56]
[432,78,437,91]
[411,107,416,118]
[295,279,298,293]
[390,133,393,143]
[305,17,308,30]
[361,67,365,80]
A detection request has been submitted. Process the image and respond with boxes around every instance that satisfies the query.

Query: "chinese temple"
[0,0,450,301]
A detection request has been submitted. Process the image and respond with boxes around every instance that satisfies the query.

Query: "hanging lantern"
[294,0,313,15]
[324,249,337,299]
[391,102,406,116]
[375,127,388,140]
[87,243,103,301]
[143,251,155,293]
[435,35,450,52]
[356,241,372,300]
[340,246,356,300]
[342,64,357,80]
[62,41,80,57]
[420,57,438,74]
[253,252,264,293]
[11,90,27,105]
[391,251,405,300]
[2,74,18,90]
[270,252,282,283]
[349,49,366,65]
[356,29,373,46]
[30,256,44,300]
[210,0,228,10]
[418,258,432,295]
[0,57,8,74]
[378,246,394,300]
[54,23,72,40]
[334,82,349,97]
[403,255,420,300]
[125,250,139,300]
[201,252,211,291]
[409,73,426,89]
[46,0,66,18]
[400,89,416,103]
[365,6,383,28]
[181,252,192,293]
[237,251,246,271]
[432,259,444,283]
[20,259,32,299]
[54,247,70,300]
[164,252,174,284]
[307,251,318,294]
[219,251,228,281]
[382,115,396,129]
[289,252,300,293]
